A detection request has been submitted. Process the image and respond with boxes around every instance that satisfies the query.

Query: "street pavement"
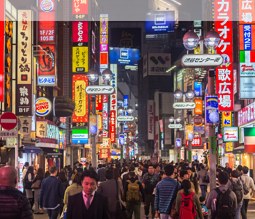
[34,201,255,219]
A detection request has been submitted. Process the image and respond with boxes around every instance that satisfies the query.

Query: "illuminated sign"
[168,124,182,129]
[173,102,196,109]
[117,116,135,122]
[182,54,223,67]
[35,97,52,117]
[72,46,88,72]
[72,128,88,144]
[223,127,239,142]
[85,85,114,95]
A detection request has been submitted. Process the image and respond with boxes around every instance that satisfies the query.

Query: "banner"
[72,46,88,73]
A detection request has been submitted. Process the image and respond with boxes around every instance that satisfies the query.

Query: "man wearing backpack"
[124,171,144,219]
[240,166,255,219]
[229,170,243,219]
[206,171,237,219]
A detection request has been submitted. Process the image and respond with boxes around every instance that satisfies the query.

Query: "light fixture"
[169,116,175,123]
[204,30,220,50]
[185,90,195,100]
[118,106,124,115]
[126,106,134,114]
[176,117,182,123]
[101,68,113,82]
[183,30,200,50]
[87,69,99,83]
[174,89,183,100]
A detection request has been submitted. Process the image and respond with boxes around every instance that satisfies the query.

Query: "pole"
[208,70,217,190]
[91,96,97,169]
[15,133,20,169]
[120,122,124,165]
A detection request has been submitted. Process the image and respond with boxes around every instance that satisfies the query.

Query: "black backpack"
[215,188,235,219]
[230,179,243,203]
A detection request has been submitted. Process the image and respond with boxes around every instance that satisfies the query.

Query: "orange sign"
[194,98,203,115]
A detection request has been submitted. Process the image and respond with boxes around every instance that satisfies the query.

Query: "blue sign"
[123,95,129,108]
[109,47,140,66]
[205,96,219,124]
[194,81,202,97]
[145,11,175,34]
[243,24,252,51]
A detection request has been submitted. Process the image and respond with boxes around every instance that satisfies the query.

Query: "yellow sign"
[72,46,88,73]
[221,112,232,127]
[225,142,233,152]
[185,124,194,140]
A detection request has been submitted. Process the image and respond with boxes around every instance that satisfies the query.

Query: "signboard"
[72,0,88,16]
[117,116,135,122]
[145,11,175,34]
[223,127,239,142]
[205,96,219,124]
[72,46,88,72]
[85,85,114,95]
[146,53,171,75]
[215,0,234,111]
[168,123,182,129]
[72,21,88,44]
[239,0,255,24]
[35,97,52,117]
[194,81,202,97]
[240,77,255,99]
[109,47,140,66]
[72,75,88,123]
[238,101,255,126]
[221,112,232,127]
[0,112,17,130]
[173,102,196,109]
[225,142,234,153]
[194,99,203,115]
[147,100,154,140]
[181,54,223,67]
[72,128,88,144]
[186,137,202,147]
[0,130,18,138]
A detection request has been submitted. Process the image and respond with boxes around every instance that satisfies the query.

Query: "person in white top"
[240,166,255,219]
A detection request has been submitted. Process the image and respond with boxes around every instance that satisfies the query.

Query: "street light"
[86,69,113,169]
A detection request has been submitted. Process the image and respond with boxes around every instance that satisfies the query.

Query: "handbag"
[115,180,127,219]
[31,179,41,189]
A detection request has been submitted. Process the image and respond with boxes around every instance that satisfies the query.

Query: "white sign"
[223,127,238,142]
[0,130,18,138]
[168,124,183,129]
[181,54,223,67]
[86,85,114,95]
[240,63,255,76]
[117,116,135,122]
[147,100,154,140]
[173,102,196,109]
[240,77,255,99]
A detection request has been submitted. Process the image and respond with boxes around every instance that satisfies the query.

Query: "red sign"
[38,44,55,76]
[109,110,116,143]
[0,112,17,130]
[96,95,103,111]
[186,137,202,147]
[239,0,255,24]
[72,21,88,43]
[72,0,88,15]
[214,0,234,111]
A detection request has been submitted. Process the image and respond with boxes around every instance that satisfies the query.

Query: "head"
[231,170,240,178]
[81,170,98,196]
[225,162,229,168]
[36,168,44,178]
[24,162,29,168]
[73,172,82,185]
[58,170,67,182]
[242,166,249,174]
[164,164,174,177]
[218,171,229,185]
[180,170,189,180]
[154,164,160,173]
[148,164,155,175]
[129,171,136,179]
[49,166,58,176]
[182,179,191,195]
[0,166,17,187]
[105,168,113,180]
[27,166,34,174]
[236,165,243,173]
[199,196,206,204]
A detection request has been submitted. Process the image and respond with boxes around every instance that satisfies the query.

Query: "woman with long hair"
[23,166,35,208]
[32,167,44,214]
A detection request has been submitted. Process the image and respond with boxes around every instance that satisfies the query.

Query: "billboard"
[72,21,88,44]
[145,11,175,34]
[223,127,239,142]
[72,46,88,72]
[109,47,140,66]
[72,128,89,144]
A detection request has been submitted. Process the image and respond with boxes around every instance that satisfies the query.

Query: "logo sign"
[117,116,134,122]
[176,138,182,147]
[173,102,196,109]
[181,54,223,67]
[240,63,255,76]
[193,116,203,126]
[168,123,182,129]
[40,0,54,12]
[72,128,88,144]
[186,137,202,147]
[0,112,17,130]
[222,112,232,127]
[223,127,239,142]
[35,97,52,117]
[86,85,114,95]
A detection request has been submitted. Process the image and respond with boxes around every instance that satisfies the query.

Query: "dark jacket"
[0,186,33,219]
[66,191,110,219]
[40,175,63,209]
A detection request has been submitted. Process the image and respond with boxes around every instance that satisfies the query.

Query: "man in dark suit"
[66,169,110,219]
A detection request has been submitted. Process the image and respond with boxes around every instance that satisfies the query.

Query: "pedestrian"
[206,171,237,219]
[40,166,63,219]
[224,162,232,176]
[97,164,107,183]
[240,166,255,219]
[66,169,110,219]
[124,170,144,219]
[0,165,33,219]
[154,164,179,219]
[23,165,35,208]
[32,167,44,214]
[197,164,209,198]
[58,169,69,216]
[175,179,203,219]
[199,196,208,219]
[142,164,160,219]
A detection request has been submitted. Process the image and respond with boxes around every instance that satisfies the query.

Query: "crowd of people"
[0,159,255,219]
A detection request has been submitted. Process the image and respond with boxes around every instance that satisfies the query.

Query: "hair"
[182,179,191,195]
[27,166,34,174]
[58,170,67,182]
[236,165,243,172]
[24,162,29,167]
[180,170,188,178]
[218,171,229,185]
[81,170,99,182]
[105,168,113,180]
[73,172,82,185]
[231,170,240,178]
[49,166,57,174]
[199,196,206,202]
[36,168,44,179]
[129,171,136,178]
[113,168,120,180]
[129,165,135,172]
[242,166,249,174]
[164,164,174,176]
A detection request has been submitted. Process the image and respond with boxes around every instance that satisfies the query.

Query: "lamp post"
[182,29,221,190]
[86,69,113,169]
[117,105,134,164]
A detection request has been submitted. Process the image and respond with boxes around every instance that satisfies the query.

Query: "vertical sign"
[239,0,255,24]
[102,95,109,137]
[0,0,4,102]
[147,100,154,140]
[72,74,88,123]
[109,64,117,143]
[72,21,88,45]
[17,10,32,116]
[72,0,88,17]
[214,0,234,111]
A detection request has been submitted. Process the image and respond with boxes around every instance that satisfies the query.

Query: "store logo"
[40,0,54,12]
[35,97,52,117]
[120,49,129,59]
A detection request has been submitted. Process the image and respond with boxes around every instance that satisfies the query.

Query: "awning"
[23,146,43,154]
[233,146,244,154]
